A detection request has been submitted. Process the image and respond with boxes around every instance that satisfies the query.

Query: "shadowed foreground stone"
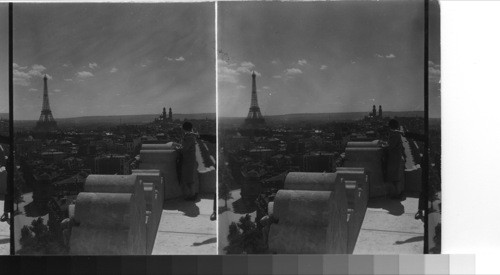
[70,192,146,255]
[268,186,348,254]
[278,171,368,253]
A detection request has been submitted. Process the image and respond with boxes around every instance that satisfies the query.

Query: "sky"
[13,3,215,120]
[0,4,8,114]
[218,1,441,118]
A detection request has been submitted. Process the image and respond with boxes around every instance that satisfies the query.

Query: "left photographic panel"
[13,3,216,255]
[0,3,10,255]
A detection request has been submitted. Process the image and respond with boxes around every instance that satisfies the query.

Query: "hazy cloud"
[110,67,118,73]
[298,59,307,66]
[320,65,328,70]
[89,62,98,69]
[218,60,239,84]
[13,63,27,70]
[236,61,261,76]
[175,56,185,62]
[375,53,396,59]
[13,64,51,86]
[219,59,261,84]
[284,68,303,76]
[76,71,94,79]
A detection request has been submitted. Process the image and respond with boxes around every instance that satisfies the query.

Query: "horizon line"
[11,112,216,121]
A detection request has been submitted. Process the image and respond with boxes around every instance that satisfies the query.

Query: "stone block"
[70,192,146,255]
[132,169,163,202]
[342,178,368,254]
[268,186,348,254]
[344,147,389,197]
[284,172,337,191]
[131,170,164,255]
[140,149,182,200]
[84,174,146,224]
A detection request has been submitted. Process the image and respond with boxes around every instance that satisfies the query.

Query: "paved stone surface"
[152,194,217,255]
[354,197,424,254]
[0,199,9,255]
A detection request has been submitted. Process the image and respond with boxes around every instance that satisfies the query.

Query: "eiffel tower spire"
[35,75,58,132]
[244,71,265,127]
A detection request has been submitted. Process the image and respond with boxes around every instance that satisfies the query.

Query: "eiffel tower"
[35,75,58,132]
[244,72,265,127]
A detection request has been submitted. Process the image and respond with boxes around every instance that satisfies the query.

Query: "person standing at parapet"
[384,119,406,200]
[177,121,199,201]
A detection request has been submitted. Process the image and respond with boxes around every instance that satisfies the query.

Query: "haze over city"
[13,3,215,121]
[218,1,440,118]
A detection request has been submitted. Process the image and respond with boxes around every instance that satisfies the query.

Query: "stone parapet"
[272,170,368,254]
[69,173,164,255]
[70,192,146,255]
[268,189,348,254]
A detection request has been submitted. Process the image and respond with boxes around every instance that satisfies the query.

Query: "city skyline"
[13,3,215,120]
[218,1,441,118]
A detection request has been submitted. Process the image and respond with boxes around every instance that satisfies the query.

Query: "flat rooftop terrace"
[354,196,424,254]
[152,193,216,255]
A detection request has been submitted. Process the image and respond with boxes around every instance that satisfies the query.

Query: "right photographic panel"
[217,0,440,254]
